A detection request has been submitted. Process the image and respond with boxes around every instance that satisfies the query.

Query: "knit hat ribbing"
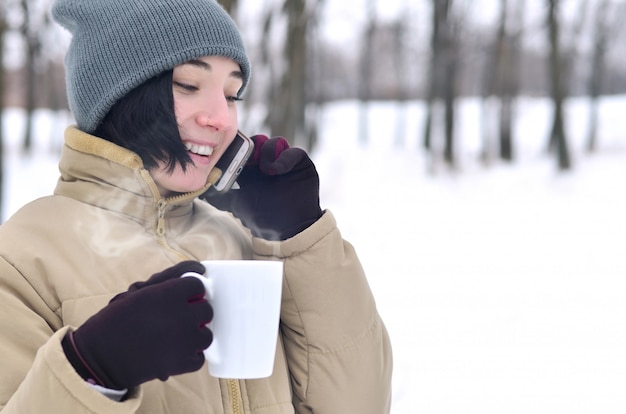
[52,0,250,133]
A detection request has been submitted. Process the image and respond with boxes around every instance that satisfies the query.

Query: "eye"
[226,95,243,104]
[173,81,198,92]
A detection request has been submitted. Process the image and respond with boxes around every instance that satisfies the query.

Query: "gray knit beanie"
[52,0,250,133]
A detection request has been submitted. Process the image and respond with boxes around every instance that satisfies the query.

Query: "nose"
[196,95,231,130]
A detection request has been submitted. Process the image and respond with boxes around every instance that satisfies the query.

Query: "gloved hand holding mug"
[202,135,323,241]
[62,261,213,390]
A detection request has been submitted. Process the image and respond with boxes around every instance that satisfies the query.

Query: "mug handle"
[181,272,221,366]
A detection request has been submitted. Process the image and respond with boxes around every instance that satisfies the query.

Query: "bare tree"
[301,1,325,151]
[561,0,591,96]
[393,2,411,148]
[490,1,510,161]
[586,0,609,153]
[585,0,626,153]
[357,0,376,146]
[282,0,307,143]
[13,0,62,154]
[546,0,571,170]
[263,0,309,146]
[423,0,459,170]
[19,0,40,153]
[497,0,524,162]
[482,0,525,163]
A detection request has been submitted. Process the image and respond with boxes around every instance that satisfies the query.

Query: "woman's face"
[150,55,243,197]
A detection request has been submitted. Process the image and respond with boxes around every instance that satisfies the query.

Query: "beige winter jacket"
[0,127,392,413]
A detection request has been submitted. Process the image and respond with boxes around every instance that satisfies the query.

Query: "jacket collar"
[54,126,220,226]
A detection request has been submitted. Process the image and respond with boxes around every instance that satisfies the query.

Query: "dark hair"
[94,70,192,173]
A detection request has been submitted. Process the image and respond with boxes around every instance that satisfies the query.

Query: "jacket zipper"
[228,379,243,414]
[156,199,167,237]
[156,197,245,414]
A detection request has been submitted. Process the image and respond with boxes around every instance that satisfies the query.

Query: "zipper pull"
[156,199,167,236]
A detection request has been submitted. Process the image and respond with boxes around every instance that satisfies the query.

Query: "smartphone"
[212,130,254,193]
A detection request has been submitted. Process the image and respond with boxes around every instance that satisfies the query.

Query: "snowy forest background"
[2,0,626,413]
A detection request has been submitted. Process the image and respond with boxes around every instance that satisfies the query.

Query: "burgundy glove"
[202,135,323,241]
[62,261,213,390]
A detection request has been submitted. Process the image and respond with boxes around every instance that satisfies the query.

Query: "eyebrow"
[183,59,243,80]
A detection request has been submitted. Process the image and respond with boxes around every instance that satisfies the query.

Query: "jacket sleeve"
[252,211,393,414]
[0,258,142,413]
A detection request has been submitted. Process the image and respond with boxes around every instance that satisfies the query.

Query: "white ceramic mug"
[182,260,283,379]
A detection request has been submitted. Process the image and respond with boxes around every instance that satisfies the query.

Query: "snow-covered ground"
[3,96,626,413]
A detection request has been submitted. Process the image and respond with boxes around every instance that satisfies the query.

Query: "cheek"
[230,110,239,129]
[173,99,189,123]
[228,101,240,123]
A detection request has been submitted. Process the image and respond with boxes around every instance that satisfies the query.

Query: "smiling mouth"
[184,142,214,156]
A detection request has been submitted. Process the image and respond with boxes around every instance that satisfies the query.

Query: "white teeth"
[185,142,214,156]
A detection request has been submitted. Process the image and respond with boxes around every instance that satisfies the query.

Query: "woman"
[0,0,392,412]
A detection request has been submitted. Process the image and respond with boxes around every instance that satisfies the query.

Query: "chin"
[168,180,206,195]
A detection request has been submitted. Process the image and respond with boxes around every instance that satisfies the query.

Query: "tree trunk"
[266,0,307,145]
[423,0,442,154]
[424,0,456,169]
[20,0,38,153]
[586,0,610,153]
[302,0,325,152]
[23,44,37,152]
[479,0,506,164]
[393,13,409,148]
[495,0,509,161]
[443,49,456,166]
[482,0,523,164]
[499,0,523,162]
[357,0,376,146]
[441,0,457,168]
[547,0,571,170]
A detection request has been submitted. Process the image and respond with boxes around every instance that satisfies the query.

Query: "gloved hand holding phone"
[202,135,323,241]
